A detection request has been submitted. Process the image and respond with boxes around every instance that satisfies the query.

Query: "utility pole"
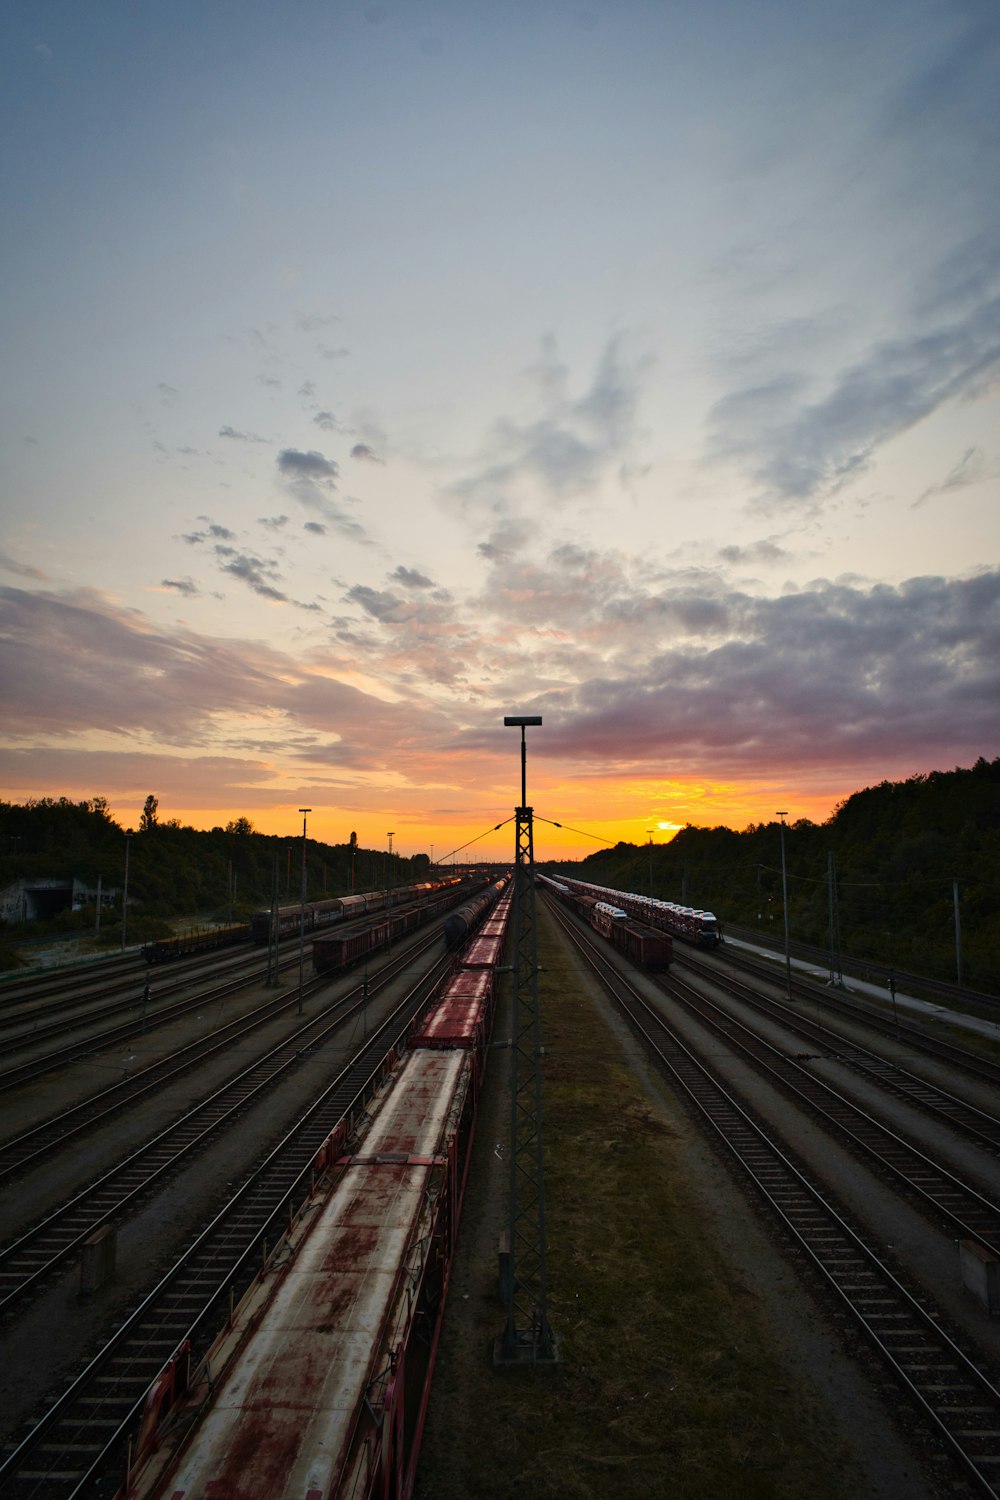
[298,809,311,1015]
[120,831,132,953]
[827,850,843,986]
[386,832,395,952]
[497,714,556,1367]
[777,812,792,1001]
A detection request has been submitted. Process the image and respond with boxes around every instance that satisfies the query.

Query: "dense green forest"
[0,794,428,962]
[545,756,1000,993]
[2,757,999,989]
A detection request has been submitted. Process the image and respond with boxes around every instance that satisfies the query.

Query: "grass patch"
[416,907,853,1500]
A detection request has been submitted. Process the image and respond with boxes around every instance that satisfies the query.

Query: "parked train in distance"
[539,876,673,969]
[250,878,462,944]
[550,875,722,948]
[312,879,504,976]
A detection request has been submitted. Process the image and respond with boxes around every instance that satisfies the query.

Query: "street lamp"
[120,830,132,953]
[777,812,792,1001]
[298,809,311,1015]
[646,828,654,901]
[386,832,395,950]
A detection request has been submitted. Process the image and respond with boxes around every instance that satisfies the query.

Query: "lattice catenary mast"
[496,714,557,1365]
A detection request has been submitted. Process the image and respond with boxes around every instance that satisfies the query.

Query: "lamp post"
[386,832,395,951]
[777,812,792,1001]
[646,828,654,901]
[120,830,132,953]
[298,809,311,1015]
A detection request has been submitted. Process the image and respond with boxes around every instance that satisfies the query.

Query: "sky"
[2,0,999,864]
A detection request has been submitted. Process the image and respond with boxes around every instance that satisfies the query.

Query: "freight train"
[119,888,513,1500]
[250,878,462,944]
[312,879,504,975]
[554,876,721,948]
[539,877,673,968]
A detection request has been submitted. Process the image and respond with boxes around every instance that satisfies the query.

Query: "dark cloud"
[347,584,406,623]
[304,521,327,535]
[162,578,199,596]
[717,540,791,566]
[219,425,268,443]
[215,549,287,602]
[391,566,433,589]
[519,570,1000,779]
[258,515,289,531]
[314,410,339,432]
[351,443,384,464]
[183,522,236,546]
[277,449,338,482]
[703,14,1000,511]
[276,450,367,540]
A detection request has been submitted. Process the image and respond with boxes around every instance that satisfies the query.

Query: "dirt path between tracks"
[415,905,943,1500]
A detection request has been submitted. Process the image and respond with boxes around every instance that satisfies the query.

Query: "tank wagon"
[556,876,721,949]
[442,879,508,949]
[119,889,513,1500]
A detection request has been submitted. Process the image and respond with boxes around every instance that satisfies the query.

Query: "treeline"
[0,795,427,942]
[545,757,1000,993]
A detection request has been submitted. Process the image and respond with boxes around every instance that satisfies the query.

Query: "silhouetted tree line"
[0,795,428,945]
[544,757,1000,992]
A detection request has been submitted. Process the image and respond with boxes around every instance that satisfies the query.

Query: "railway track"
[678,952,1000,1152]
[0,930,445,1317]
[0,940,456,1499]
[547,899,1000,1498]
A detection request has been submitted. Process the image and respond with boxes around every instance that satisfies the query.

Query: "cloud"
[717,540,792,567]
[215,549,287,602]
[351,443,384,464]
[2,565,998,803]
[447,336,649,518]
[304,521,327,536]
[318,343,350,360]
[219,425,269,443]
[277,449,338,482]
[913,446,990,509]
[391,566,434,589]
[295,312,340,332]
[258,514,289,531]
[162,577,200,596]
[314,410,340,431]
[702,14,1000,511]
[276,449,367,539]
[0,550,48,581]
[158,383,180,405]
[183,522,236,546]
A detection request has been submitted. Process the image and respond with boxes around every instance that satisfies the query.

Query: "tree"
[225,816,255,836]
[140,794,159,833]
[349,830,358,850]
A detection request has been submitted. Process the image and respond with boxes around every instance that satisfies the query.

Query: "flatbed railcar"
[142,923,251,963]
[120,882,513,1500]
